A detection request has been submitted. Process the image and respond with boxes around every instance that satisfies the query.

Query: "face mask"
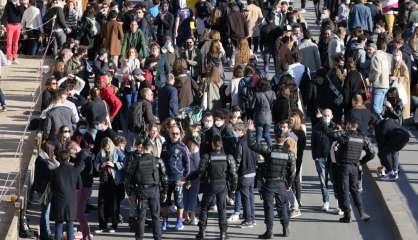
[394,56,401,62]
[63,132,71,139]
[192,131,199,137]
[215,120,224,128]
[233,112,241,118]
[79,128,87,135]
[203,121,213,129]
[324,116,332,125]
[96,124,103,131]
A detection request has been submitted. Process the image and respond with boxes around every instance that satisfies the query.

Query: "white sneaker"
[336,208,344,216]
[94,229,104,234]
[6,60,11,65]
[227,214,240,223]
[107,228,115,233]
[290,209,302,218]
[300,8,306,13]
[321,202,330,212]
[191,218,199,226]
[12,59,19,64]
[209,205,217,212]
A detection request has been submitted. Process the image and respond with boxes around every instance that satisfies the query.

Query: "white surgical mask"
[233,112,241,118]
[63,132,71,139]
[394,56,401,62]
[324,116,332,125]
[203,121,213,129]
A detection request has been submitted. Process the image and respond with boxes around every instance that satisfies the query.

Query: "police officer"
[247,121,295,238]
[331,121,375,223]
[126,139,168,240]
[248,122,296,239]
[187,135,238,240]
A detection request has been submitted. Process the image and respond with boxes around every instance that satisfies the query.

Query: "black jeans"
[313,0,321,21]
[199,184,227,230]
[97,177,122,230]
[337,164,364,214]
[136,186,161,240]
[261,180,289,231]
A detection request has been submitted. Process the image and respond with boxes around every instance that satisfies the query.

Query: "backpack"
[127,101,146,134]
[86,17,100,36]
[136,156,159,185]
[298,66,314,106]
[238,76,254,113]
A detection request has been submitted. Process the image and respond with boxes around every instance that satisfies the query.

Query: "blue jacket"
[161,141,190,182]
[348,3,373,32]
[158,83,179,122]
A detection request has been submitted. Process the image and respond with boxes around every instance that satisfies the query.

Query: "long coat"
[175,74,198,109]
[50,160,85,222]
[102,20,124,56]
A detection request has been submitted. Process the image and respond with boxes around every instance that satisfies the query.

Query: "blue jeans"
[372,87,388,120]
[314,158,330,203]
[55,221,74,240]
[0,88,5,106]
[39,202,51,240]
[124,91,138,109]
[256,124,272,148]
[240,176,255,223]
[233,191,241,214]
[183,180,200,212]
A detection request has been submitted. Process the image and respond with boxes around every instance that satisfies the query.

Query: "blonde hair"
[236,38,251,65]
[100,137,116,161]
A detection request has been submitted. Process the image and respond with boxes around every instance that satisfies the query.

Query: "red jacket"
[100,86,122,118]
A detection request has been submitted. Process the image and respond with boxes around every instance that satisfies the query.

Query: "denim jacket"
[95,148,126,185]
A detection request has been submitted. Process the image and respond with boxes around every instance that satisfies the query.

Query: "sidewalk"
[366,127,418,240]
[0,57,44,239]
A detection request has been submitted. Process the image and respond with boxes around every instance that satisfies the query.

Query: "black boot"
[258,231,273,239]
[220,231,229,240]
[196,226,206,240]
[339,212,351,223]
[282,225,290,237]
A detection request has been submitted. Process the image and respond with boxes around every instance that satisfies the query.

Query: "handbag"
[360,74,372,102]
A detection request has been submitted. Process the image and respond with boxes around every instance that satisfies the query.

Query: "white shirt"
[288,62,309,87]
[21,6,44,33]
[225,77,241,107]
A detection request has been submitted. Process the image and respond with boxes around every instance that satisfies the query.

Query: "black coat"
[349,107,372,136]
[311,120,337,159]
[81,97,107,128]
[50,160,85,222]
[343,70,364,115]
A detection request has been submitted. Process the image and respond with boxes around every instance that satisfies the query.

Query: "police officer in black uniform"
[331,121,375,223]
[247,121,295,239]
[187,135,238,240]
[126,139,168,240]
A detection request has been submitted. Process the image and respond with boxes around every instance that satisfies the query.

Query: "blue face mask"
[79,128,87,135]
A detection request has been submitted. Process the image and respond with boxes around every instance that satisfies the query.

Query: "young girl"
[95,138,126,233]
[183,125,201,225]
[234,38,253,66]
[124,48,141,74]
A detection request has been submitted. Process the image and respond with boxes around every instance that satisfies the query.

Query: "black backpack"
[136,156,159,185]
[299,66,314,106]
[128,101,146,134]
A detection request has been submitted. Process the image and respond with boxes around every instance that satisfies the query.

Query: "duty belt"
[266,176,285,181]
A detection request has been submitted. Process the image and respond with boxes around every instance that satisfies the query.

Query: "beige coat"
[245,4,263,37]
[102,20,124,56]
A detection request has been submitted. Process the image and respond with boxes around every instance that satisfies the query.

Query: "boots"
[258,231,273,239]
[220,231,229,240]
[282,225,290,237]
[195,226,206,240]
[339,211,351,223]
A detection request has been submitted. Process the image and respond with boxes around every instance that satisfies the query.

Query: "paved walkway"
[0,57,44,239]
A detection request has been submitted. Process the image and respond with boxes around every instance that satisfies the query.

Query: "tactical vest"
[267,151,289,180]
[208,153,228,183]
[136,155,159,186]
[339,136,364,165]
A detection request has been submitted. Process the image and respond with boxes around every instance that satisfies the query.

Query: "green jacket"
[121,29,149,58]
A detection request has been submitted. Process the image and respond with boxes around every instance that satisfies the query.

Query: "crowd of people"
[1,0,417,239]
